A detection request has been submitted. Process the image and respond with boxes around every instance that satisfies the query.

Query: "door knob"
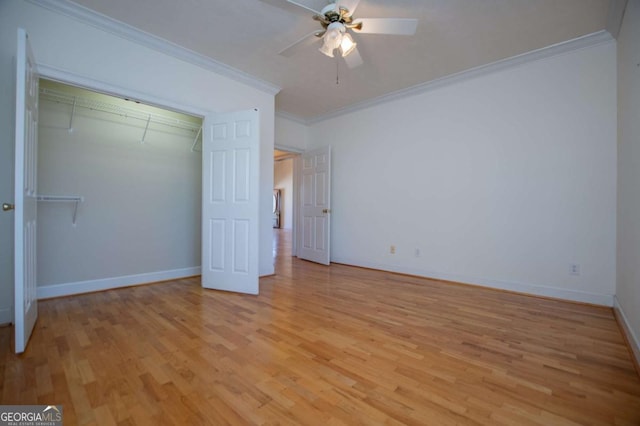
[2,203,14,212]
[322,208,331,214]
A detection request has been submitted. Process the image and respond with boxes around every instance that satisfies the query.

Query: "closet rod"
[37,195,82,202]
[39,88,201,134]
[37,195,84,226]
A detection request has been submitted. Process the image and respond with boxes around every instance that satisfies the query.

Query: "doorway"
[273,149,299,262]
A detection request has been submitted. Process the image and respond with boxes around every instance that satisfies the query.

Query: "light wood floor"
[1,229,639,425]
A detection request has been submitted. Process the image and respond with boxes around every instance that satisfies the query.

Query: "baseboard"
[0,307,12,326]
[37,267,201,299]
[331,257,614,306]
[613,296,640,373]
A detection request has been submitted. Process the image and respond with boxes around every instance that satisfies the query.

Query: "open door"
[14,28,39,353]
[298,146,331,265]
[202,110,260,295]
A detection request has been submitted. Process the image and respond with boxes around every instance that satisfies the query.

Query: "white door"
[14,28,39,353]
[202,110,260,295]
[298,146,331,265]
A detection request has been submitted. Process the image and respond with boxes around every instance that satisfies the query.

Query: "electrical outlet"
[390,245,396,254]
[414,248,420,257]
[570,264,580,276]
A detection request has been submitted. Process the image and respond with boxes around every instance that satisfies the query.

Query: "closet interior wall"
[37,80,203,291]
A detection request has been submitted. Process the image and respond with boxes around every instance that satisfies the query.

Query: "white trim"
[305,30,615,124]
[37,267,201,299]
[331,257,615,306]
[292,155,299,257]
[38,63,209,118]
[28,0,612,125]
[28,0,281,96]
[276,111,308,125]
[0,308,12,326]
[274,145,304,155]
[606,0,630,39]
[613,296,640,368]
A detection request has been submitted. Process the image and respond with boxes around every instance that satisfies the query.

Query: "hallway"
[272,228,293,273]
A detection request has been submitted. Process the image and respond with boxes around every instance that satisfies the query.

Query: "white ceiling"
[67,0,611,121]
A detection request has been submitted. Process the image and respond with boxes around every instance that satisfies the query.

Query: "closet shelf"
[37,195,84,226]
[39,88,202,134]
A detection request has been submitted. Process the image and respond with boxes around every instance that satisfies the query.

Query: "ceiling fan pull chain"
[336,56,340,85]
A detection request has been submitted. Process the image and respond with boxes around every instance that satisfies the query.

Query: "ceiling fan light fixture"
[280,0,418,69]
[340,32,356,57]
[318,41,335,57]
[325,22,345,46]
[319,21,345,57]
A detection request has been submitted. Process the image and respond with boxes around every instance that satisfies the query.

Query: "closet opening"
[37,79,203,296]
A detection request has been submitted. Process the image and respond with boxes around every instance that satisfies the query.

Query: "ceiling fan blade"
[258,0,316,15]
[286,0,329,15]
[343,46,363,69]
[336,0,360,16]
[352,18,418,35]
[278,30,324,57]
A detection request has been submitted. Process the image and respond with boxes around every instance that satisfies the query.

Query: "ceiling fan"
[278,0,418,69]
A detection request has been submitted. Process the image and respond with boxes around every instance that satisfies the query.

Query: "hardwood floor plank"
[1,229,639,424]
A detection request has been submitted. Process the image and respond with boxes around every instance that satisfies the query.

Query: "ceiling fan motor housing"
[317,3,353,29]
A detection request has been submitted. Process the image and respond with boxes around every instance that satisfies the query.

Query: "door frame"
[274,146,302,257]
[8,64,208,317]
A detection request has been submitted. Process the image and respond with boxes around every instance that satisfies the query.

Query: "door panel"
[14,28,39,353]
[298,146,331,265]
[202,110,259,295]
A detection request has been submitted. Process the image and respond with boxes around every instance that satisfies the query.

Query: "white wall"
[0,1,276,319]
[308,41,617,305]
[616,0,640,356]
[37,89,201,293]
[274,159,294,229]
[275,114,308,152]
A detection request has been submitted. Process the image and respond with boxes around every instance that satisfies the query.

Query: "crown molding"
[275,110,308,125]
[28,0,281,96]
[606,0,629,39]
[31,0,613,126]
[302,30,614,125]
[37,63,210,117]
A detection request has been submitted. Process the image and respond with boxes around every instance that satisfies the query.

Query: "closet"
[37,80,203,291]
